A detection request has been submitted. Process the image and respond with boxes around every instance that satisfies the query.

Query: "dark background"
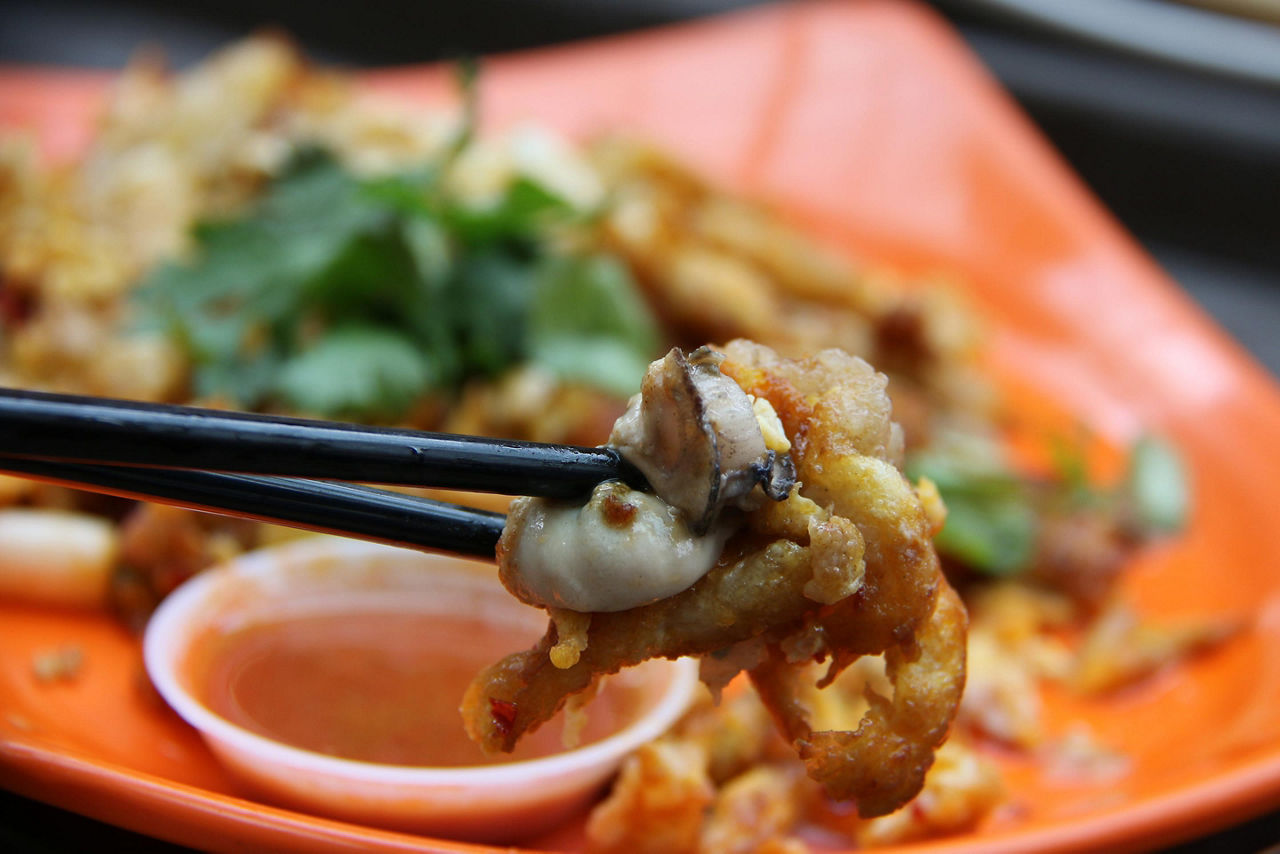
[1,1,1278,851]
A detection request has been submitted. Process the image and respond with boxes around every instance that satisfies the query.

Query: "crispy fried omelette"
[463,340,966,818]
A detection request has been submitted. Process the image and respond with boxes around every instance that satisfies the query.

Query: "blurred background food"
[1,1,1277,851]
[1,0,1277,379]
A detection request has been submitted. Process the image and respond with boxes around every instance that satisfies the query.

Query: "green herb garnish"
[136,145,657,420]
[908,433,1190,577]
[906,451,1038,576]
[1124,434,1190,534]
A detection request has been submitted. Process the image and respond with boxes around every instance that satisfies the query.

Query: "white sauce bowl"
[143,537,700,842]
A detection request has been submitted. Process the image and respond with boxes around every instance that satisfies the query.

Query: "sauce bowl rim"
[143,537,702,786]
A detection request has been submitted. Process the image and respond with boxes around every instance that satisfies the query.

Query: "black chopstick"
[0,388,644,499]
[0,456,507,558]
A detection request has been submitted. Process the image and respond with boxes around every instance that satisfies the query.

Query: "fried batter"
[585,740,714,854]
[463,341,967,818]
[751,585,967,817]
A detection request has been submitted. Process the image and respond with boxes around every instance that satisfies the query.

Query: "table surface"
[0,2,1277,851]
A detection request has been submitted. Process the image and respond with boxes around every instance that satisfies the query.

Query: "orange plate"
[2,1,1280,852]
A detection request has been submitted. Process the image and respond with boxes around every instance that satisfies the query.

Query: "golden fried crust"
[585,740,713,854]
[699,764,812,854]
[463,340,967,817]
[752,584,967,818]
[462,537,817,752]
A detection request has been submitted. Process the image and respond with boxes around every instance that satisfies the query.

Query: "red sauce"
[197,610,638,767]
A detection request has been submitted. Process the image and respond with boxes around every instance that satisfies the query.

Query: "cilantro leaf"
[442,177,574,247]
[275,326,436,419]
[135,138,660,422]
[906,451,1039,576]
[528,254,659,397]
[446,249,538,376]
[1125,434,1190,534]
[135,148,394,406]
[932,492,1038,576]
[908,430,1192,578]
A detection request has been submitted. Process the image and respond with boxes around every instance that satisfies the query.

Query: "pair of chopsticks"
[0,388,646,558]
